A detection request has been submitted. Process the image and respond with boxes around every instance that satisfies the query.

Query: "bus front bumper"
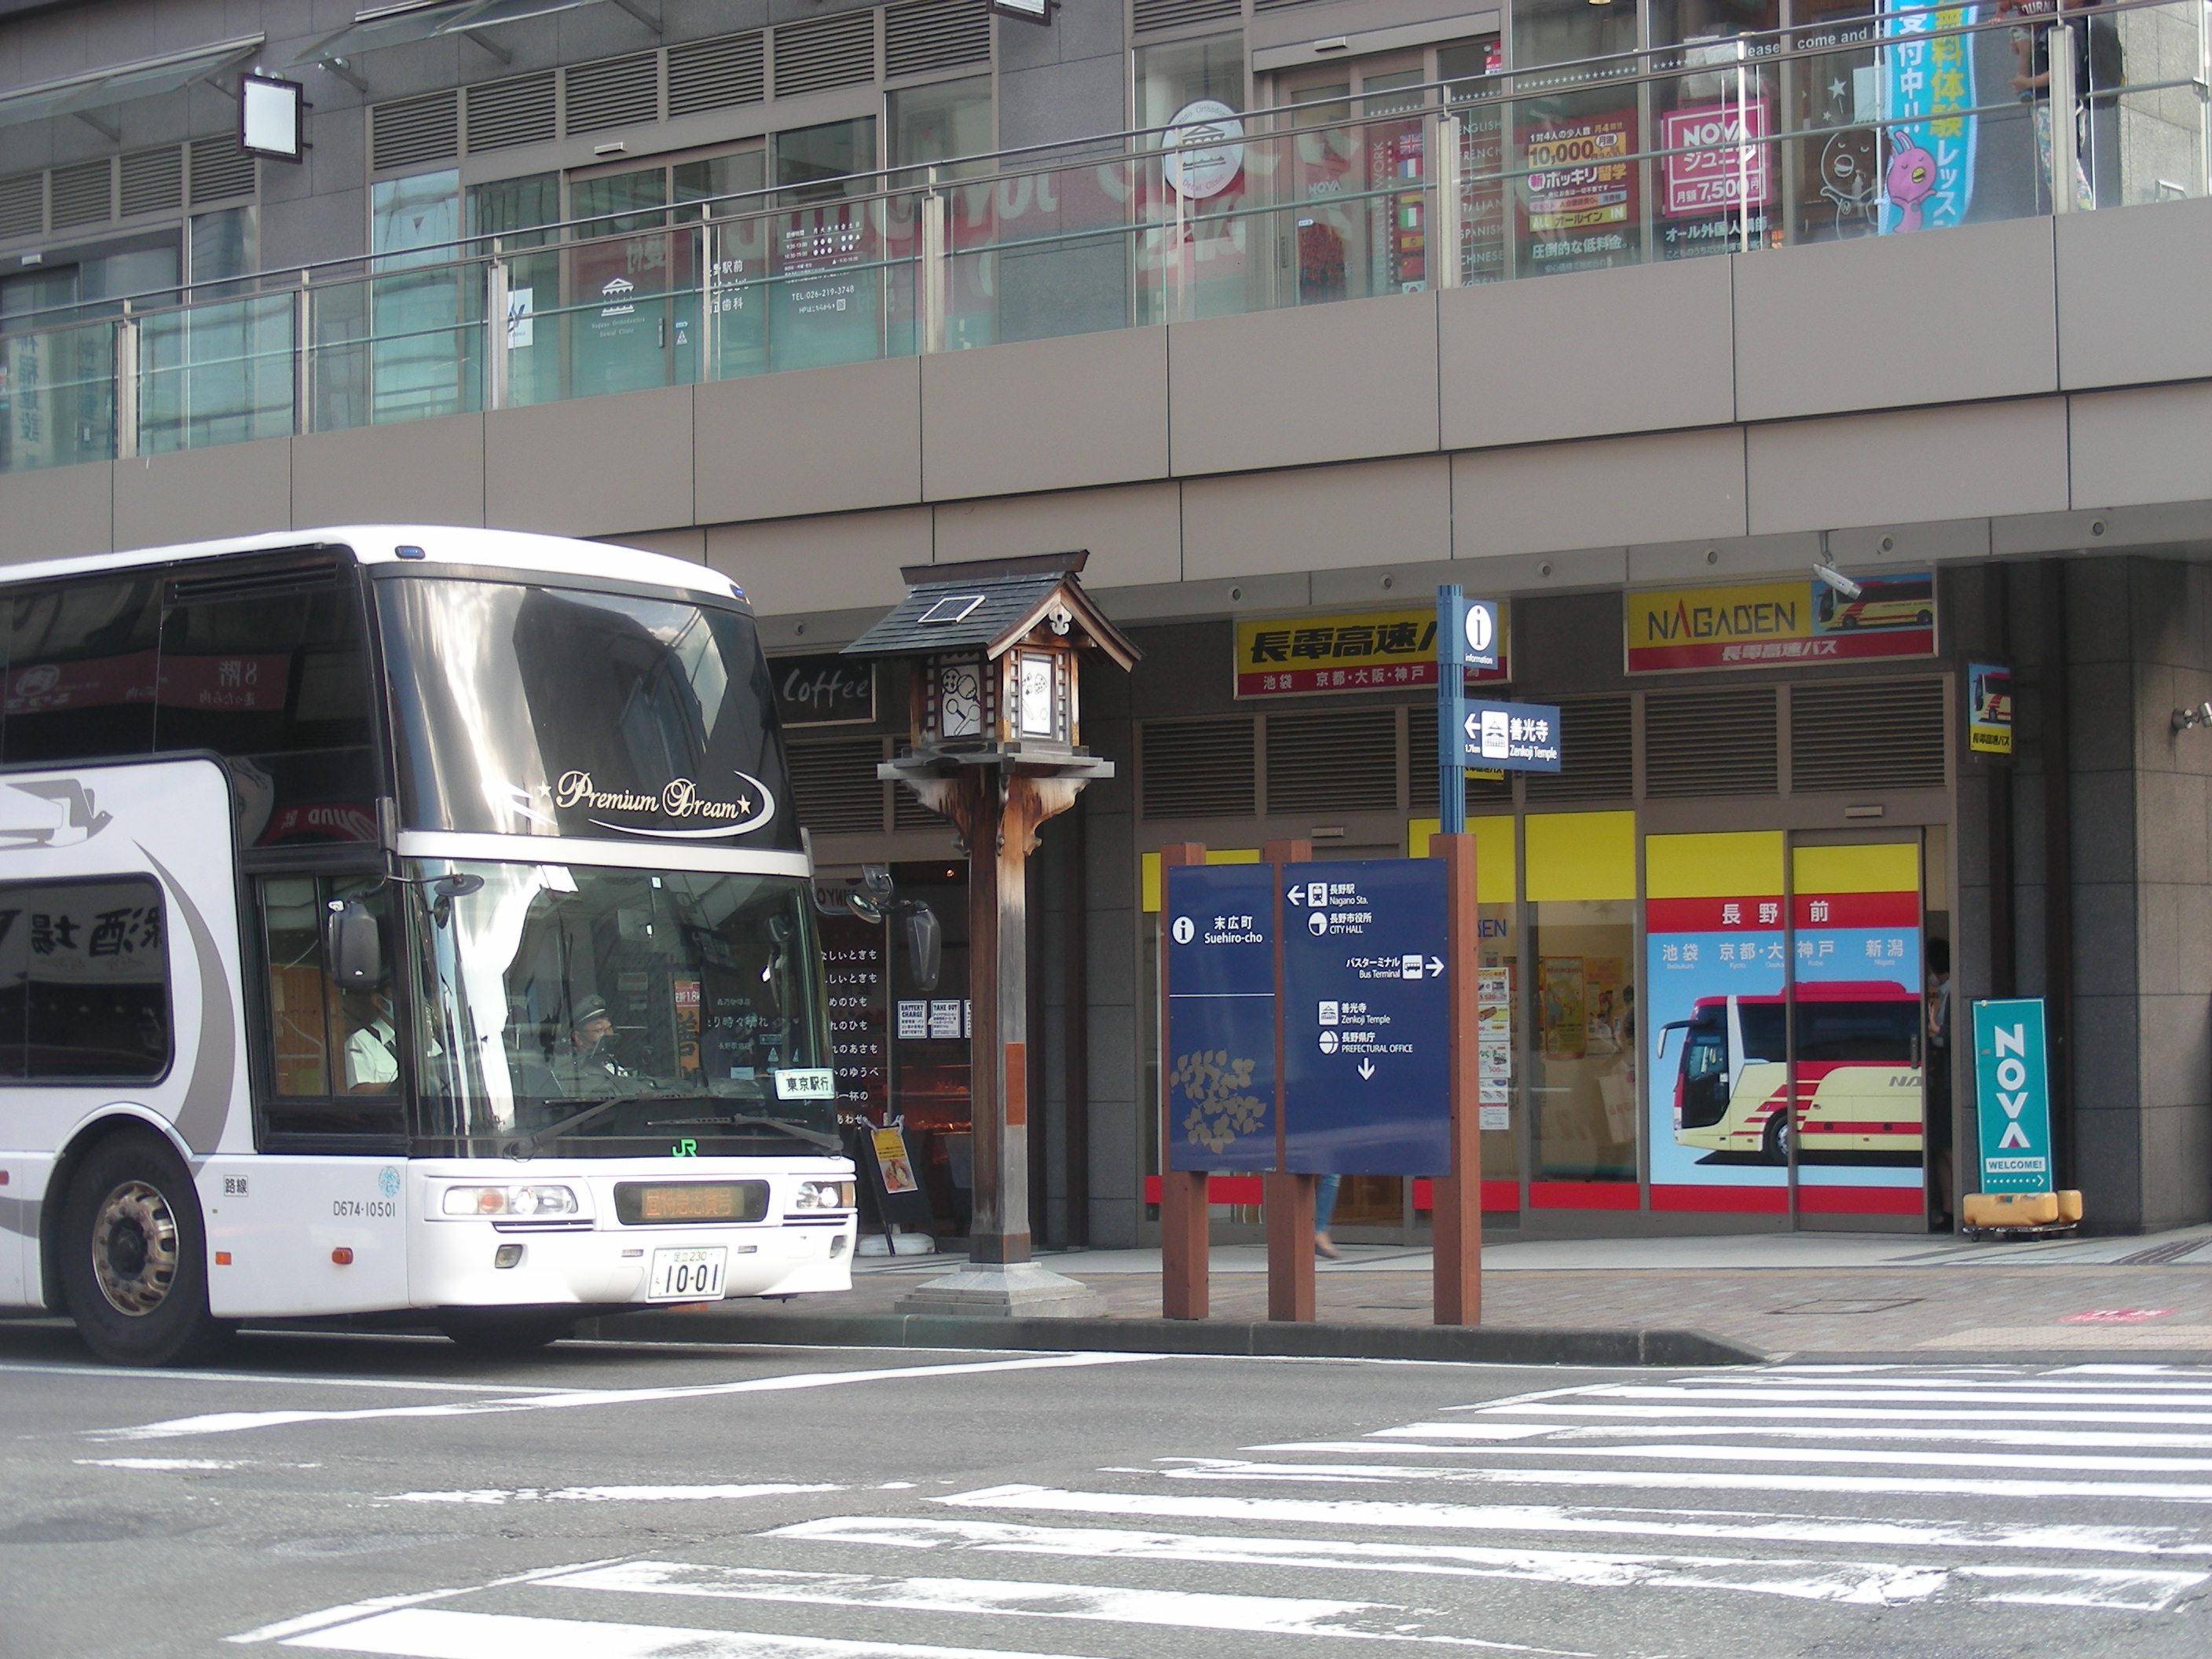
[408,1215,857,1308]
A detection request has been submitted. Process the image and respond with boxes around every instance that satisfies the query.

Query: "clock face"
[939,662,983,738]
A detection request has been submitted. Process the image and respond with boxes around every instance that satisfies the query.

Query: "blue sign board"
[1448,595,1500,673]
[1460,698,1563,772]
[1163,863,1278,1172]
[1972,998,2054,1196]
[1283,859,1452,1175]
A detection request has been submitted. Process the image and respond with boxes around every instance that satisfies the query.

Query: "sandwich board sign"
[1972,998,2053,1195]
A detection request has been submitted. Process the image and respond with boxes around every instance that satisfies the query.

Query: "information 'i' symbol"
[1171,916,1196,945]
[1465,603,1493,657]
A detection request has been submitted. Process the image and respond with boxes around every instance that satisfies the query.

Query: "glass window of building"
[188,207,256,292]
[1525,812,1639,1188]
[367,170,472,426]
[775,118,879,201]
[1509,0,1644,278]
[1134,34,1247,323]
[674,149,767,219]
[1650,0,1784,261]
[770,119,883,372]
[889,76,993,185]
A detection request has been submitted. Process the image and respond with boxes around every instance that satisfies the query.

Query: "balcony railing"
[2,0,2206,478]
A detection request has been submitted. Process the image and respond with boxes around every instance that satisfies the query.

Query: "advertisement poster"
[1520,108,1637,275]
[1235,606,1511,698]
[1879,0,1979,233]
[1968,661,2013,756]
[1460,91,1506,284]
[1478,966,1512,1124]
[1646,832,1790,1204]
[1538,957,1588,1060]
[1791,843,1924,1199]
[1662,96,1774,217]
[871,1126,920,1195]
[819,914,888,1126]
[1972,998,2053,1194]
[1624,572,1936,672]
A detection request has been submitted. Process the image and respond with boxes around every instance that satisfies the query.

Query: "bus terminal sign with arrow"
[1284,861,1453,1176]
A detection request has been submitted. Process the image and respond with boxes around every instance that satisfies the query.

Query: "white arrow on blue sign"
[1460,698,1564,773]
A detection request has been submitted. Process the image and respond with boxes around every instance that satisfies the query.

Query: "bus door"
[1786,833,1933,1232]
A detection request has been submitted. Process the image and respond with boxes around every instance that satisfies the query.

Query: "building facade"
[5,0,2212,1243]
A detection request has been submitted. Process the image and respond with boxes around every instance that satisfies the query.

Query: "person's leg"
[1314,1173,1342,1258]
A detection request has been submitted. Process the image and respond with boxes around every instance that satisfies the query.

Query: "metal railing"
[1,0,2205,478]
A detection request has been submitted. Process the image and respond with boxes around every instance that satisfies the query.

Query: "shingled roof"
[840,551,1138,668]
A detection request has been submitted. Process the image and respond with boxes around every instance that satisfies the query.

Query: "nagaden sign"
[1625,572,1936,672]
[1972,998,2053,1196]
[1461,698,1563,772]
[1236,607,1511,698]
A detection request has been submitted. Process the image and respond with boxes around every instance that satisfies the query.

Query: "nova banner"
[1624,572,1936,673]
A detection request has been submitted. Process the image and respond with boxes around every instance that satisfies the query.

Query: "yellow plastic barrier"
[2056,1189,2084,1223]
[1963,1192,2061,1228]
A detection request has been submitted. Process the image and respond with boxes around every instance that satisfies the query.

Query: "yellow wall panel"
[1141,846,1261,913]
[1646,830,1785,899]
[1793,841,1920,895]
[1525,811,1637,902]
[1405,815,1516,904]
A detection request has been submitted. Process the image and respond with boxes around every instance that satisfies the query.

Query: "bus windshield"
[408,859,833,1157]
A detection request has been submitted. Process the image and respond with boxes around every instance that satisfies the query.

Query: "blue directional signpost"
[1283,859,1453,1176]
[1972,998,2054,1196]
[1163,863,1278,1173]
[1461,698,1563,772]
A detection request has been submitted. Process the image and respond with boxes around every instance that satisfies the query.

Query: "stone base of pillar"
[892,1260,1104,1317]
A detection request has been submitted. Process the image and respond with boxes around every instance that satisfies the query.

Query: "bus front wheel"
[59,1132,227,1367]
[1761,1111,1793,1168]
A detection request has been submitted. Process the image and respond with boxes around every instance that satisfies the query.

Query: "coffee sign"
[774,654,876,727]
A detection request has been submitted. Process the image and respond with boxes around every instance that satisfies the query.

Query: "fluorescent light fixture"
[989,0,1050,19]
[239,72,305,161]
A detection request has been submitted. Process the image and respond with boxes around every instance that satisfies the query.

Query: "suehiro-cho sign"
[1625,573,1936,673]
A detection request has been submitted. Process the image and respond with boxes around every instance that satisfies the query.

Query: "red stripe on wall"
[1143,1176,1523,1212]
[1797,1185,1927,1216]
[1529,1181,1641,1210]
[1644,897,1784,933]
[1412,1179,1523,1214]
[1793,892,1921,928]
[1650,1184,1791,1214]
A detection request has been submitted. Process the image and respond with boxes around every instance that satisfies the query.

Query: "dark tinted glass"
[1798,1001,1919,1063]
[379,577,798,851]
[4,578,161,762]
[0,877,168,1080]
[157,575,380,846]
[1741,1004,1789,1060]
[255,873,405,1143]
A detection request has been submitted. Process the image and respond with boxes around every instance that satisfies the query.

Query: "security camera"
[2175,702,2212,733]
[1811,562,1863,601]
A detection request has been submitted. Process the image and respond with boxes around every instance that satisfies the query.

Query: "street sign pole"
[1438,585,1467,837]
[1262,837,1316,1323]
[1159,841,1211,1320]
[1431,831,1482,1324]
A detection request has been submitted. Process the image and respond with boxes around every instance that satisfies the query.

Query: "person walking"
[1926,938,1954,1230]
[1314,1172,1342,1258]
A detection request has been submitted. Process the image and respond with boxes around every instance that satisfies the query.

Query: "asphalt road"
[2,1320,2209,1658]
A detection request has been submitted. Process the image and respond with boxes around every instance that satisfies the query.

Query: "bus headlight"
[795,1180,855,1210]
[441,1184,580,1218]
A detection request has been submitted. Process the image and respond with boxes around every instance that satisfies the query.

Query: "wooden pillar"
[964,773,1027,1265]
[1432,830,1482,1325]
[1263,837,1314,1323]
[1158,841,1210,1319]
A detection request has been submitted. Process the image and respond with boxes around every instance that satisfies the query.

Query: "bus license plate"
[648,1247,727,1302]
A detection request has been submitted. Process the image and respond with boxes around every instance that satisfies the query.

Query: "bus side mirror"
[327,899,384,988]
[903,905,942,994]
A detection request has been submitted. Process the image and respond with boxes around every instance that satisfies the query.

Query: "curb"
[574,1307,1770,1368]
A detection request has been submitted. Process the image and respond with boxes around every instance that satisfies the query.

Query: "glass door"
[1270,53,1434,309]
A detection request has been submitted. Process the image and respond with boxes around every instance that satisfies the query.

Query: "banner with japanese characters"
[1624,572,1936,672]
[1879,0,1979,233]
[1235,606,1511,699]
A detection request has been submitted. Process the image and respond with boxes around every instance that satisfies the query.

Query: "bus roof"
[1691,980,1917,1007]
[0,526,747,606]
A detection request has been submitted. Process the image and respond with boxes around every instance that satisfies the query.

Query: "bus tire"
[58,1131,227,1368]
[434,1309,577,1353]
[1760,1111,1792,1168]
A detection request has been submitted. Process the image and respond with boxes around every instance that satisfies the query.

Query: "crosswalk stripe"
[1229,1444,2212,1474]
[1150,1454,2212,1502]
[1359,1421,2212,1449]
[936,1483,2212,1557]
[766,1515,2207,1612]
[1481,1402,2212,1426]
[1559,1386,2212,1408]
[539,1559,1502,1643]
[1659,1375,2212,1393]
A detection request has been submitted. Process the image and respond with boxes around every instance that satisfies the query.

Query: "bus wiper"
[706,1112,843,1154]
[502,1089,670,1161]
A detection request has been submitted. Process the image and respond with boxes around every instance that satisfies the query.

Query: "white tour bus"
[0,526,855,1364]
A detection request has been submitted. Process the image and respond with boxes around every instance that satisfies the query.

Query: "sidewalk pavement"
[597,1224,2212,1367]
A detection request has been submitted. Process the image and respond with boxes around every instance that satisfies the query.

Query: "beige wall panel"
[291,414,484,531]
[1169,291,1440,476]
[1746,399,2069,533]
[607,527,708,562]
[1440,258,1734,450]
[932,482,1181,590]
[921,330,1168,500]
[113,439,291,552]
[485,386,694,537]
[1453,428,1748,558]
[1099,572,1313,624]
[696,357,921,522]
[2071,382,2212,509]
[1182,456,1448,582]
[0,460,115,562]
[2059,200,2212,389]
[1734,217,2057,422]
[707,507,930,618]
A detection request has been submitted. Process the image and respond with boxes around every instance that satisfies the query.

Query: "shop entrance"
[1646,830,1941,1232]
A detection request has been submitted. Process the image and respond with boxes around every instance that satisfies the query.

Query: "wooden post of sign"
[1159,841,1210,1320]
[1262,837,1315,1323]
[1431,831,1482,1325]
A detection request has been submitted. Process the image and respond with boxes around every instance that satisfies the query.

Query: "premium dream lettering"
[555,770,777,837]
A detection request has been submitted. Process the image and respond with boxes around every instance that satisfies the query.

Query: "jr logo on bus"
[554,770,778,838]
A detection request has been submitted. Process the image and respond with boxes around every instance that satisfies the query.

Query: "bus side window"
[4,578,162,763]
[256,875,403,1143]
[0,877,169,1080]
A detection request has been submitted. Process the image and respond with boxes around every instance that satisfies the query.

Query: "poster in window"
[872,1126,920,1195]
[1538,957,1587,1060]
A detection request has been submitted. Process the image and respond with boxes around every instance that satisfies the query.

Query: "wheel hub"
[90,1181,178,1317]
